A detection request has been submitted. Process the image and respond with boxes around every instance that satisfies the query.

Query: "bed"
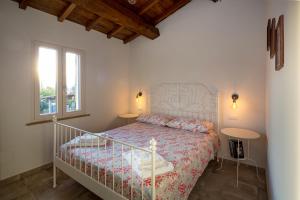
[52,83,220,200]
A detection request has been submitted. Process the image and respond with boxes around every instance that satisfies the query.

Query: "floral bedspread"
[60,122,219,200]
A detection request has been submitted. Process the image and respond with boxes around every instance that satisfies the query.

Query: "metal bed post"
[52,115,57,188]
[150,138,157,200]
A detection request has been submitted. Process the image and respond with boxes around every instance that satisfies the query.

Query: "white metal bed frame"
[52,82,219,200]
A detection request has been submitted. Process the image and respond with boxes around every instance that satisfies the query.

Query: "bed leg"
[53,163,57,188]
[150,138,157,200]
[53,115,57,189]
[215,152,219,162]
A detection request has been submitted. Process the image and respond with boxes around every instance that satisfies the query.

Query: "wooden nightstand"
[219,128,261,187]
[118,113,139,124]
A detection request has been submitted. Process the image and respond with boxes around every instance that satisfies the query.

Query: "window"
[65,52,81,113]
[33,42,85,120]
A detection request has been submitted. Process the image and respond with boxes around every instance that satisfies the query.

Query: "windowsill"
[26,114,90,126]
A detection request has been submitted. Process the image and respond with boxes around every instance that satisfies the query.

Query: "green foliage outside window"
[40,87,56,114]
[40,87,55,97]
[39,87,77,113]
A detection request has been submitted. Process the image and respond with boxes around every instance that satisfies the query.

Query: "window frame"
[62,47,86,118]
[32,41,85,121]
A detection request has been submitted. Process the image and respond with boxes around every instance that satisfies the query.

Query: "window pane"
[65,52,81,112]
[38,47,58,115]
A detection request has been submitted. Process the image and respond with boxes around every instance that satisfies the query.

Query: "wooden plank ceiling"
[12,0,192,44]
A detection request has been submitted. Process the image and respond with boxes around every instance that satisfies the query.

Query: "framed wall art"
[267,19,271,51]
[275,15,284,71]
[270,18,276,58]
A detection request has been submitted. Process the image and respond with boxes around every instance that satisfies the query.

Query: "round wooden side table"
[118,113,139,124]
[219,128,261,187]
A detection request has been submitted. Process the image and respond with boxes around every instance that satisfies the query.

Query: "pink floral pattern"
[136,113,174,126]
[61,122,219,200]
[166,117,214,133]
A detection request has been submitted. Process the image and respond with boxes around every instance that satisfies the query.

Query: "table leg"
[217,156,224,170]
[248,140,250,159]
[217,136,230,171]
[236,139,240,187]
[248,140,261,180]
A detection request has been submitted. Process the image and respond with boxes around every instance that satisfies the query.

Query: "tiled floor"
[0,160,267,200]
[189,160,268,200]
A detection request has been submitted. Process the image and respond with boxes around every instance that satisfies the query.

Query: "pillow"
[136,113,173,126]
[166,117,214,133]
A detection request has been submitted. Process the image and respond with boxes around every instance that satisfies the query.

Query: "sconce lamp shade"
[232,93,239,110]
[136,91,143,103]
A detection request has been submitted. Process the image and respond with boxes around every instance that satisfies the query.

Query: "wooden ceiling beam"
[123,33,139,44]
[154,0,191,24]
[58,3,76,22]
[65,0,159,39]
[107,25,124,39]
[86,17,102,31]
[139,0,159,15]
[125,0,191,42]
[19,0,29,10]
[108,0,159,40]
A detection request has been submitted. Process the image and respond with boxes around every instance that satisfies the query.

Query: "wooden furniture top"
[221,128,260,140]
[118,113,139,119]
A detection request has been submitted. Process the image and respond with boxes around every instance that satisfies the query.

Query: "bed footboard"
[52,116,157,200]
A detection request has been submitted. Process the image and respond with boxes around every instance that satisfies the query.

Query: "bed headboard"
[150,83,219,130]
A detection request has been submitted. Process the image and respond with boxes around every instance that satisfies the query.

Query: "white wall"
[129,0,267,167]
[0,1,130,180]
[266,1,300,200]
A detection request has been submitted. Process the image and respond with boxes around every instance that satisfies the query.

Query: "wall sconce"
[136,91,143,103]
[232,93,239,110]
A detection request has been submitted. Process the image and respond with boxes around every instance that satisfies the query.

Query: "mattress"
[59,122,219,200]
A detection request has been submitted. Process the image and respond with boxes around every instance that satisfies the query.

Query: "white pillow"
[166,117,214,133]
[136,113,174,126]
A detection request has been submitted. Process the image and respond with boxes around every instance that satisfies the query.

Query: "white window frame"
[62,47,86,118]
[32,41,85,121]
